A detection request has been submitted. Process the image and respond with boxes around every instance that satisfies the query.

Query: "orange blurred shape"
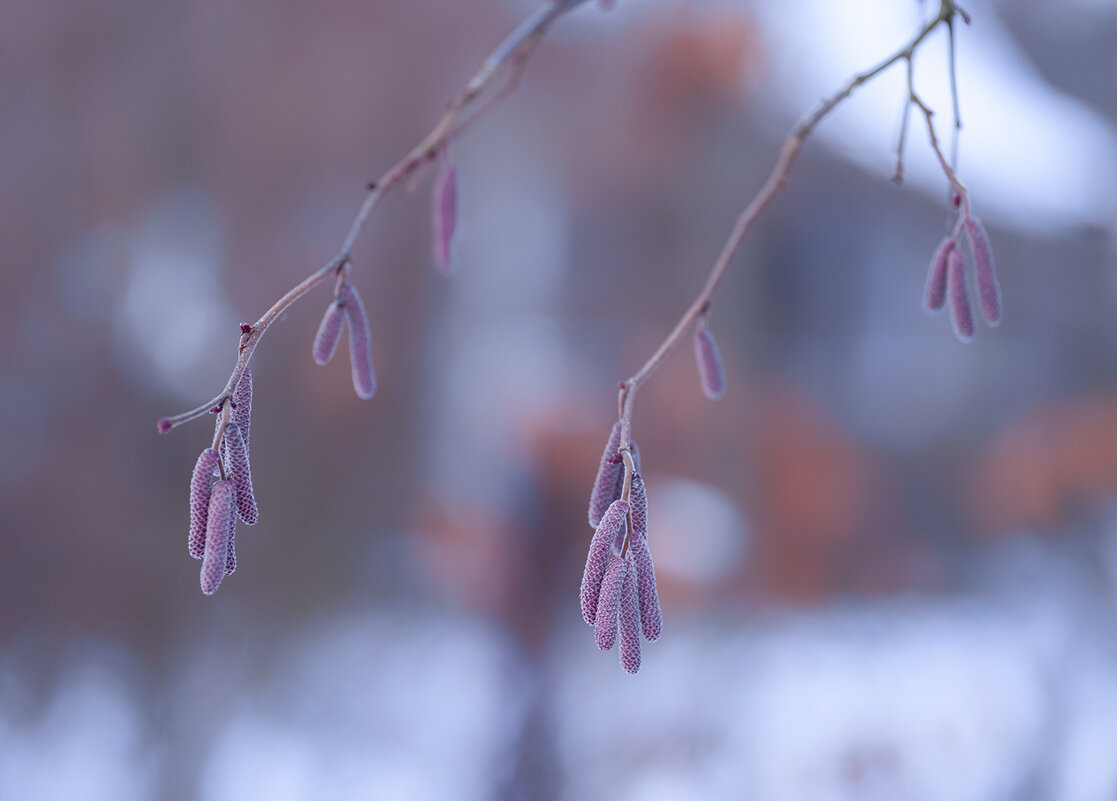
[970,395,1117,535]
[639,4,764,106]
[749,384,876,601]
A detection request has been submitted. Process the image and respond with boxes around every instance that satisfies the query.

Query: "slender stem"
[616,0,959,453]
[892,57,914,185]
[159,0,590,433]
[911,92,969,235]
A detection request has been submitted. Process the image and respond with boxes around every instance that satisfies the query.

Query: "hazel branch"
[615,0,962,454]
[158,0,590,433]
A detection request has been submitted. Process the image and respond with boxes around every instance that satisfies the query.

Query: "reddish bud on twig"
[201,480,236,595]
[588,422,623,527]
[594,557,626,650]
[947,247,974,343]
[924,238,952,313]
[240,323,253,334]
[693,314,727,400]
[340,283,377,399]
[189,448,221,560]
[312,300,346,366]
[581,499,628,625]
[223,421,258,525]
[431,160,458,275]
[618,560,641,674]
[963,216,1001,326]
[157,417,173,434]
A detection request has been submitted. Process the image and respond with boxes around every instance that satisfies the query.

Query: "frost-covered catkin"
[924,238,952,312]
[581,499,628,625]
[189,448,220,559]
[627,472,662,641]
[340,282,377,399]
[947,247,974,342]
[618,560,641,674]
[588,422,623,527]
[595,557,627,650]
[964,216,1001,326]
[231,369,253,452]
[223,421,258,525]
[431,161,458,275]
[694,315,727,400]
[201,480,236,595]
[313,299,346,366]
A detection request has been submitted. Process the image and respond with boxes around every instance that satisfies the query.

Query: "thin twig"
[893,57,914,184]
[159,0,589,432]
[615,0,961,461]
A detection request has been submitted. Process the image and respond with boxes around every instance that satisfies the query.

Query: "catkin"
[431,162,458,275]
[201,480,236,595]
[223,421,258,525]
[313,299,346,366]
[618,560,642,673]
[924,238,952,312]
[947,247,974,342]
[588,422,623,528]
[964,216,1001,326]
[694,315,727,400]
[340,283,377,399]
[189,448,221,559]
[581,499,628,625]
[594,557,627,651]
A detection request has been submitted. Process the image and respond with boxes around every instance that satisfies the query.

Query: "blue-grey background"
[2,0,1117,798]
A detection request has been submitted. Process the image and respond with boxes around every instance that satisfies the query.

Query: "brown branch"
[615,0,963,459]
[158,0,590,433]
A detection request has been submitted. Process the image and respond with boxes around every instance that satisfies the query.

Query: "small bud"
[580,499,628,625]
[947,247,974,343]
[312,300,346,366]
[618,560,641,674]
[628,533,662,642]
[232,369,253,453]
[588,422,623,527]
[924,238,952,313]
[189,448,221,559]
[157,417,173,434]
[431,160,458,275]
[340,283,377,399]
[223,421,258,525]
[201,480,236,595]
[594,557,627,651]
[239,323,253,334]
[963,216,1001,326]
[693,314,727,400]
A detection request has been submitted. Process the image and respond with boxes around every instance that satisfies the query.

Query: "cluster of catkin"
[924,213,1001,341]
[580,423,661,674]
[189,370,257,595]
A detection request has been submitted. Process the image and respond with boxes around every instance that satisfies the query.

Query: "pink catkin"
[609,440,641,507]
[594,557,627,651]
[947,247,974,342]
[201,480,236,595]
[312,300,346,366]
[340,283,377,399]
[588,422,623,527]
[431,162,458,275]
[232,369,252,452]
[225,508,237,575]
[618,560,641,674]
[223,421,258,525]
[189,448,220,560]
[963,216,1001,326]
[628,534,662,642]
[314,297,344,366]
[924,238,952,312]
[581,499,628,625]
[629,473,648,538]
[694,315,727,400]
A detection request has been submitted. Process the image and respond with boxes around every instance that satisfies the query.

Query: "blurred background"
[2,0,1117,798]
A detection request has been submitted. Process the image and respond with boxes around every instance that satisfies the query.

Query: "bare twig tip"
[157,418,173,434]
